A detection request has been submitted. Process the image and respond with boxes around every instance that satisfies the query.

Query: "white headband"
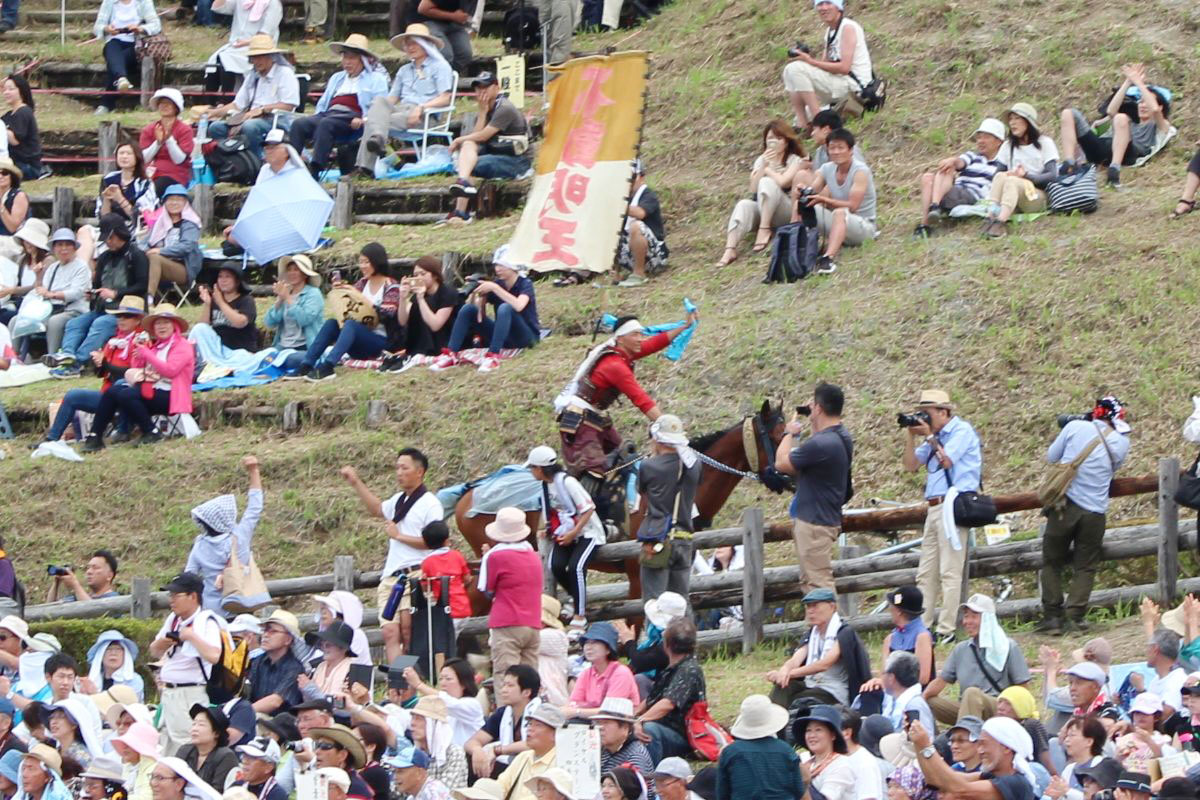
[614,319,643,337]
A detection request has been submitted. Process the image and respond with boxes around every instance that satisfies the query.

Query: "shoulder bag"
[1037,422,1115,512]
[1047,164,1099,214]
[939,456,997,527]
[220,544,271,614]
[135,31,172,63]
[967,640,1005,694]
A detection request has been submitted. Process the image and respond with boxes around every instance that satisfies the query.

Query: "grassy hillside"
[3,0,1200,602]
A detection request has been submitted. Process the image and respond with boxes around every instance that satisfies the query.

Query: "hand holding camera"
[47,565,72,579]
[787,42,811,59]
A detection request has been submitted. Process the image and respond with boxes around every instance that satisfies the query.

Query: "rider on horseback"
[554,310,700,509]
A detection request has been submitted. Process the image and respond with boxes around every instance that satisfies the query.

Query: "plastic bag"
[11,292,52,339]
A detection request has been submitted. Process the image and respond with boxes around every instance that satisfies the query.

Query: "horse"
[454,399,792,617]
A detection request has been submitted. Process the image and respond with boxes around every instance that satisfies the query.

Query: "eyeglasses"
[149,775,181,784]
[314,742,339,751]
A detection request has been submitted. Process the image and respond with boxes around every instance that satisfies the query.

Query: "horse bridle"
[691,408,794,494]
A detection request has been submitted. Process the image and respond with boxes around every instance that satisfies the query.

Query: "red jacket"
[588,332,671,413]
[96,329,145,391]
[421,549,472,619]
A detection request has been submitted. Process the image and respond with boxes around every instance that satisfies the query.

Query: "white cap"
[973,117,1006,141]
[524,445,558,468]
[316,768,350,791]
[492,244,520,271]
[228,615,263,636]
[1130,692,1163,716]
[652,757,693,781]
[1064,662,1107,686]
[961,593,995,615]
[236,736,281,763]
[264,128,286,145]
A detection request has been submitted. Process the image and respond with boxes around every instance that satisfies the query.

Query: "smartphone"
[348,663,374,695]
[904,709,921,724]
[330,270,342,284]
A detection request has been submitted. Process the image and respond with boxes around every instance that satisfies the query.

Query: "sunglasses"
[314,742,339,751]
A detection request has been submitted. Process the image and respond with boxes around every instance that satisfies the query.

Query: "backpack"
[764,217,818,283]
[1047,165,1099,214]
[503,3,540,52]
[205,136,261,186]
[201,625,251,703]
[684,700,732,761]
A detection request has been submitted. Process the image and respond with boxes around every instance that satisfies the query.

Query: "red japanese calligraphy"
[534,216,579,266]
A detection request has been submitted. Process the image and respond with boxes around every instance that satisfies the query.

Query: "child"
[418,521,471,624]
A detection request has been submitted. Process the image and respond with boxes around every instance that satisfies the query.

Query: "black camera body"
[787,42,811,58]
[1057,413,1093,428]
[46,565,70,577]
[796,405,812,417]
[897,410,932,429]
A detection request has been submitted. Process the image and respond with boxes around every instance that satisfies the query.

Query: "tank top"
[825,16,872,87]
[818,159,877,222]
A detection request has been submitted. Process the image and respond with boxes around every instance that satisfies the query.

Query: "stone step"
[22,9,92,23]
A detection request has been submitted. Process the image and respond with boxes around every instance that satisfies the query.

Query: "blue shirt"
[488,275,539,336]
[316,66,389,115]
[1045,419,1130,514]
[913,415,982,499]
[389,58,454,105]
[889,617,928,654]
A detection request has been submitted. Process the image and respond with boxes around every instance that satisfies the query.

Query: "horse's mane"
[690,420,741,454]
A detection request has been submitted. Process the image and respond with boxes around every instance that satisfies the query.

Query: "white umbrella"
[229,168,334,264]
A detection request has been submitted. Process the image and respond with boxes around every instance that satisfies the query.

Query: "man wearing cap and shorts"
[636,415,702,603]
[782,0,873,129]
[913,118,1006,238]
[901,389,983,644]
[207,36,301,157]
[147,572,223,756]
[341,447,440,662]
[232,736,288,800]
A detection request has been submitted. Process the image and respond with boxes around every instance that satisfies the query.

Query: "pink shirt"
[569,660,640,708]
[483,547,543,629]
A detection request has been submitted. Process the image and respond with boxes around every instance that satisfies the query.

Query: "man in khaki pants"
[901,389,982,645]
[774,383,854,594]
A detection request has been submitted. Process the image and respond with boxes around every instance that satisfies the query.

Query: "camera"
[1057,413,1093,428]
[796,405,812,417]
[46,565,70,577]
[787,42,811,58]
[460,273,486,299]
[896,410,932,429]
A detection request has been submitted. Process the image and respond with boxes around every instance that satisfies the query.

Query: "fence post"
[1159,457,1181,604]
[334,555,355,592]
[333,179,354,229]
[837,537,864,618]
[365,400,388,429]
[741,507,765,654]
[131,578,151,619]
[51,186,75,231]
[282,401,301,432]
[98,121,120,175]
[193,183,215,233]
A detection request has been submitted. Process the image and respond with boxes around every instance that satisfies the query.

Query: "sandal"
[716,247,738,267]
[1169,199,1196,220]
[751,226,773,252]
[553,272,585,287]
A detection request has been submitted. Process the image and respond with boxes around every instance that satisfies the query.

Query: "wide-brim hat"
[80,755,126,783]
[915,389,953,410]
[105,295,148,317]
[541,594,564,630]
[389,22,444,52]
[1007,102,1039,127]
[208,261,252,296]
[329,33,378,61]
[580,622,620,656]
[452,780,504,800]
[879,732,915,767]
[526,769,575,800]
[151,87,185,115]
[25,743,63,775]
[1161,602,1188,637]
[644,591,687,629]
[0,158,21,182]
[858,714,894,758]
[1075,757,1122,789]
[729,694,789,740]
[91,683,140,719]
[144,302,189,334]
[104,701,153,729]
[485,506,531,543]
[309,724,366,769]
[13,218,49,252]
[246,33,286,56]
[313,620,357,656]
[279,254,321,286]
[591,696,636,724]
[411,695,449,723]
[791,705,847,754]
[888,585,924,617]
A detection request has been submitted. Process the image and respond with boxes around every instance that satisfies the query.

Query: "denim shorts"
[474,154,531,180]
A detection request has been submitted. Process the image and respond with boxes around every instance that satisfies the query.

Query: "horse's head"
[752,399,795,494]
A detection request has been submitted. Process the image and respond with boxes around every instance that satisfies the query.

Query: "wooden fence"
[25,459,1189,654]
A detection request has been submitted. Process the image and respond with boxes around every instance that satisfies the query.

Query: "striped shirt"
[954,150,1003,201]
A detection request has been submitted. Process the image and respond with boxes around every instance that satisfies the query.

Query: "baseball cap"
[1065,662,1107,685]
[652,757,693,781]
[237,736,281,763]
[961,593,995,614]
[948,715,983,742]
[472,71,498,88]
[264,128,286,146]
[383,747,431,770]
[162,572,205,595]
[524,446,558,468]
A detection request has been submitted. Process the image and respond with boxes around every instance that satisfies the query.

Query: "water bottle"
[190,114,214,187]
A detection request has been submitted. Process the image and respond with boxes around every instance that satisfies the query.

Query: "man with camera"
[45,550,120,603]
[781,0,873,131]
[773,382,852,594]
[901,389,982,644]
[1037,397,1131,634]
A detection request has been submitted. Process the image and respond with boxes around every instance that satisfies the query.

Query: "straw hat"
[24,744,63,775]
[246,34,287,57]
[143,302,189,334]
[13,218,49,252]
[914,389,953,410]
[279,253,322,286]
[309,724,367,769]
[485,507,531,543]
[0,158,21,182]
[525,768,576,800]
[389,22,444,52]
[105,295,148,317]
[329,33,378,62]
[90,683,139,719]
[453,779,504,800]
[262,609,302,641]
[729,694,789,740]
[541,595,564,630]
[411,696,449,723]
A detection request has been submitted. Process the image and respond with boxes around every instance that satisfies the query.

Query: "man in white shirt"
[340,446,442,661]
[841,709,883,800]
[208,35,302,157]
[147,572,223,756]
[881,651,935,734]
[1134,628,1186,716]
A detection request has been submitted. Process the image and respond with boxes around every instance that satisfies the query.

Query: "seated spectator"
[912,117,1005,238]
[0,159,28,237]
[406,659,486,747]
[718,694,800,800]
[276,698,334,795]
[206,0,284,97]
[381,254,458,371]
[947,716,983,772]
[981,104,1059,238]
[908,717,1037,800]
[47,698,104,768]
[602,767,647,800]
[256,128,306,182]
[495,706,563,800]
[310,591,370,666]
[717,121,809,267]
[407,697,466,790]
[885,766,931,800]
[809,109,864,170]
[406,0,473,74]
[43,217,148,377]
[594,698,653,779]
[635,617,704,764]
[139,89,194,197]
[151,757,223,800]
[1171,148,1200,218]
[191,264,258,353]
[1066,759,1123,800]
[430,246,539,373]
[923,593,1031,725]
[767,587,869,710]
[207,35,299,157]
[859,587,933,711]
[79,756,127,800]
[92,143,157,235]
[566,623,639,717]
[1059,64,1171,190]
[615,160,668,288]
[1049,717,1109,800]
[302,724,373,800]
[793,705,854,800]
[287,243,398,381]
[81,302,194,451]
[523,770,575,800]
[356,24,453,176]
[231,737,287,800]
[246,610,305,714]
[619,593,684,700]
[2,76,46,181]
[388,746,449,800]
[264,254,325,353]
[0,218,46,326]
[18,746,73,800]
[1115,693,1171,772]
[220,694,258,750]
[111,720,159,800]
[14,227,89,361]
[466,664,543,780]
[185,456,265,613]
[878,652,935,734]
[801,128,877,275]
[443,73,532,225]
[142,185,202,300]
[781,0,872,130]
[837,709,884,800]
[298,620,354,700]
[290,35,389,178]
[78,629,142,699]
[994,687,1054,784]
[539,597,570,706]
[92,0,161,115]
[177,704,238,790]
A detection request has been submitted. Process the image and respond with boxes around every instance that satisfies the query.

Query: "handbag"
[135,31,172,63]
[220,545,271,613]
[1037,423,1114,512]
[943,461,997,527]
[10,291,52,338]
[1174,451,1200,511]
[1047,164,1099,213]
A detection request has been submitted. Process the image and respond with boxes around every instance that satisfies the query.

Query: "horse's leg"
[626,556,644,637]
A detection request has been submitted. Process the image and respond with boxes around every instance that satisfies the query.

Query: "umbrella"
[229,168,334,264]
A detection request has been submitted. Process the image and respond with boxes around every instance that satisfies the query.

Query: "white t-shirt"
[380,490,443,574]
[110,0,141,42]
[0,256,35,311]
[546,474,605,542]
[1149,666,1187,712]
[155,609,224,684]
[997,136,1060,175]
[846,746,884,800]
[360,279,389,335]
[810,754,856,800]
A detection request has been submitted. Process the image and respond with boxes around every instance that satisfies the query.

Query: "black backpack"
[503,3,540,51]
[764,204,819,283]
[206,136,261,186]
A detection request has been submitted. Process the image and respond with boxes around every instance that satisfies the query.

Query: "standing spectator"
[147,572,222,757]
[185,456,266,614]
[0,159,27,236]
[539,601,571,701]
[635,617,704,764]
[774,382,853,595]
[782,0,872,130]
[980,104,1060,238]
[1038,397,1131,633]
[79,630,143,700]
[2,76,46,181]
[339,447,441,661]
[615,160,668,288]
[92,0,161,115]
[922,594,1031,724]
[405,0,472,73]
[595,698,654,781]
[900,389,982,644]
[139,89,194,197]
[479,507,543,675]
[206,1,284,96]
[718,695,801,800]
[912,117,1005,239]
[802,128,877,275]
[566,623,639,717]
[494,706,562,800]
[466,664,543,779]
[417,522,471,626]
[192,264,259,353]
[442,74,532,225]
[176,704,238,790]
[206,36,298,157]
[245,610,305,714]
[636,416,702,602]
[531,0,572,67]
[384,255,459,370]
[716,120,809,267]
[263,254,325,353]
[92,143,157,231]
[18,228,89,360]
[142,185,202,300]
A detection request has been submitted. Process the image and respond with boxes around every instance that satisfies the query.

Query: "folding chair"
[392,72,459,161]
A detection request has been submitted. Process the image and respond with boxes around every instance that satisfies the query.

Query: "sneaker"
[429,351,459,372]
[81,435,104,453]
[94,105,111,116]
[927,203,941,221]
[1034,616,1063,634]
[365,136,387,157]
[305,361,336,382]
[33,165,51,181]
[1106,166,1124,191]
[107,431,132,444]
[378,354,407,373]
[477,355,501,372]
[115,76,133,91]
[134,430,164,446]
[50,365,82,379]
[434,210,473,226]
[814,255,837,275]
[41,352,74,368]
[616,274,648,288]
[935,632,957,646]
[912,223,934,239]
[448,179,477,198]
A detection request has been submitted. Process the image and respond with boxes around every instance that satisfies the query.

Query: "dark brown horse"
[455,400,791,615]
